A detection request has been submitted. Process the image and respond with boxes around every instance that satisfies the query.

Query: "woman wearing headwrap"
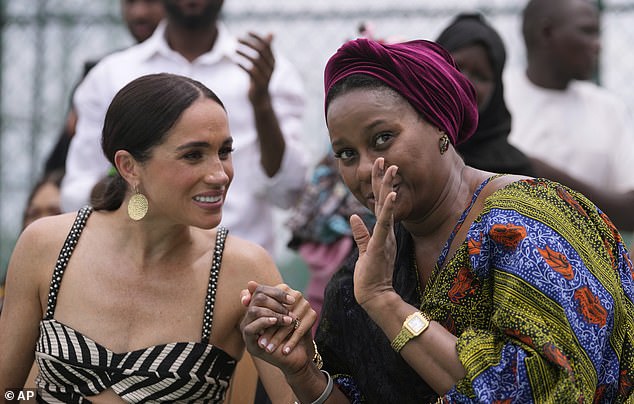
[436,12,535,176]
[240,38,634,403]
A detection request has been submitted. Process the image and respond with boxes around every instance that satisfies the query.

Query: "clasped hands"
[240,281,317,375]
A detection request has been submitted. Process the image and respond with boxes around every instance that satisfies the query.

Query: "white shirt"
[61,22,308,254]
[505,70,634,193]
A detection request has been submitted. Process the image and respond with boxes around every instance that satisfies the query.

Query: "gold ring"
[293,318,301,330]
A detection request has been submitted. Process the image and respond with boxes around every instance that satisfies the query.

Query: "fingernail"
[283,346,291,354]
[283,316,292,324]
[286,294,296,304]
[266,343,275,352]
[259,338,267,348]
[241,295,248,305]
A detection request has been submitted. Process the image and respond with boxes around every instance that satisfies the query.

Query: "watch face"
[406,314,427,334]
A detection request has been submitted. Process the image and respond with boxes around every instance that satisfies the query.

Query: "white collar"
[136,20,237,64]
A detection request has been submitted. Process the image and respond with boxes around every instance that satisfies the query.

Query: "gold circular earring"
[127,186,148,221]
[439,133,450,155]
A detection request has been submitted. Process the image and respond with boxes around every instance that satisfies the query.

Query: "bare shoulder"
[221,234,283,286]
[11,212,78,270]
[4,212,78,313]
[223,235,271,262]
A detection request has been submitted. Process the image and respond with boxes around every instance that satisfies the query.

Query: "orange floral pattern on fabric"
[489,223,526,250]
[556,186,589,218]
[543,342,574,377]
[504,328,534,348]
[467,236,482,256]
[538,245,575,280]
[599,211,622,244]
[448,266,480,304]
[573,287,608,328]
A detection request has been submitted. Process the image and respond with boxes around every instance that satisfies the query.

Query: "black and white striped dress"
[35,206,237,403]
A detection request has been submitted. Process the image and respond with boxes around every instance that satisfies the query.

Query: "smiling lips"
[193,194,222,204]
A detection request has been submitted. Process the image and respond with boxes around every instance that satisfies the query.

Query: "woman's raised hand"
[350,157,399,309]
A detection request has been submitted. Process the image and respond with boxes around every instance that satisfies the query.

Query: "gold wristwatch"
[391,311,431,352]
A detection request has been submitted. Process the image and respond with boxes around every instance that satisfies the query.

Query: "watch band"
[391,311,430,352]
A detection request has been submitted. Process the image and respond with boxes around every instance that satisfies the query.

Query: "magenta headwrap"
[324,38,478,145]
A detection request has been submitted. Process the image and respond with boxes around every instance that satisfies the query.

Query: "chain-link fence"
[1,0,633,280]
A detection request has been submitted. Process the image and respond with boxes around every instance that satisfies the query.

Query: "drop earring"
[439,133,450,155]
[127,185,148,221]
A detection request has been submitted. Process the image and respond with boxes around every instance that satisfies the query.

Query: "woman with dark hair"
[240,39,634,403]
[0,73,314,403]
[22,169,65,230]
[435,12,535,176]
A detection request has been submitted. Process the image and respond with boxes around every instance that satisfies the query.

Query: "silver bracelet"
[310,370,333,404]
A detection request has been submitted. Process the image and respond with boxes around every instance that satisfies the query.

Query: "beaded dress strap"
[201,226,228,343]
[44,206,93,320]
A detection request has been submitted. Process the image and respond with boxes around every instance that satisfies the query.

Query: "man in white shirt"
[61,0,308,254]
[505,0,634,231]
[44,0,165,174]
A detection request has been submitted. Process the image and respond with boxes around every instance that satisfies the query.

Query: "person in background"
[435,12,535,176]
[505,0,634,232]
[241,38,634,403]
[44,0,165,175]
[121,0,166,44]
[0,73,314,402]
[60,0,308,257]
[22,169,64,230]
